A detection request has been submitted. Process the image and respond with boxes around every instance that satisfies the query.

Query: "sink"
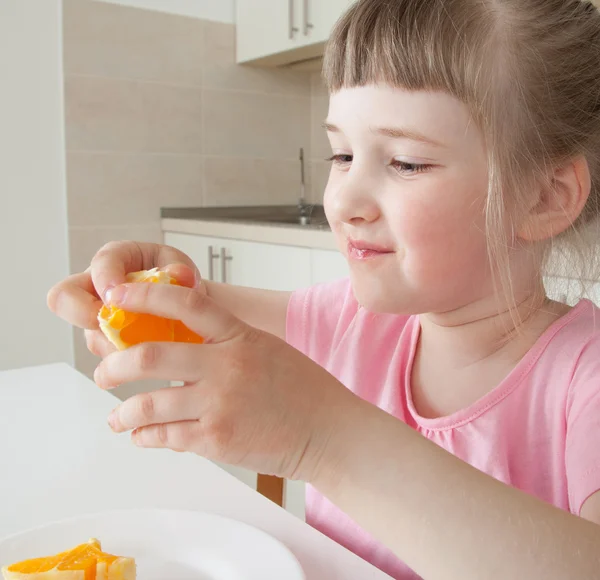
[256,214,316,226]
[161,205,330,229]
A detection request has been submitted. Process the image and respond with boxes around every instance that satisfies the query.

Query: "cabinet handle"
[303,0,313,35]
[207,245,219,281]
[288,0,299,39]
[220,247,233,283]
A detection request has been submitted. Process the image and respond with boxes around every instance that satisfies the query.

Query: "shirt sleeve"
[285,278,357,368]
[565,335,600,515]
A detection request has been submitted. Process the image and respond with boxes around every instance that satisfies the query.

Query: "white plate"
[0,509,305,580]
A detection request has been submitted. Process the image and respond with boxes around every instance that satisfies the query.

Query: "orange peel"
[1,537,135,579]
[98,268,204,350]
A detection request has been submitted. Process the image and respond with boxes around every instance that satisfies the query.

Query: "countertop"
[161,205,339,251]
[0,363,390,579]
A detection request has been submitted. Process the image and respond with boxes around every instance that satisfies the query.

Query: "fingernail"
[108,409,120,432]
[132,429,147,447]
[106,285,127,306]
[102,285,115,304]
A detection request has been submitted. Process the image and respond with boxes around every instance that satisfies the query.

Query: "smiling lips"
[347,239,395,260]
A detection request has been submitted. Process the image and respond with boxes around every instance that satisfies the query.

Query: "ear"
[517,156,591,242]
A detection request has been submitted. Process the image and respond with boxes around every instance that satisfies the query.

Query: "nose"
[326,169,381,225]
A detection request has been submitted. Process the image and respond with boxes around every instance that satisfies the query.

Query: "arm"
[204,281,291,340]
[314,402,600,580]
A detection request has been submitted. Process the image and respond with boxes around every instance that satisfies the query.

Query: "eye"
[391,160,432,175]
[326,154,353,167]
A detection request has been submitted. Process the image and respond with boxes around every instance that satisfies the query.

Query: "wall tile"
[203,19,236,65]
[309,161,331,204]
[310,70,328,98]
[203,65,311,97]
[311,96,331,161]
[65,76,203,153]
[69,223,163,274]
[67,151,204,227]
[63,0,205,86]
[204,157,301,206]
[203,90,310,159]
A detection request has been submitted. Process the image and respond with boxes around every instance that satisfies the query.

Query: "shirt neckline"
[404,300,592,431]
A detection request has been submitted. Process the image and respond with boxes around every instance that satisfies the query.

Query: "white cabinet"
[236,0,355,65]
[165,232,349,289]
[307,1,355,45]
[163,232,224,283]
[224,240,312,290]
[236,0,302,66]
[311,248,350,284]
[165,232,313,290]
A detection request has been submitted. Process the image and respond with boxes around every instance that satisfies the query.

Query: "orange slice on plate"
[98,268,204,350]
[1,537,136,579]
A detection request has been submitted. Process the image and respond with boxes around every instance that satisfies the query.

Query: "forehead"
[327,85,481,147]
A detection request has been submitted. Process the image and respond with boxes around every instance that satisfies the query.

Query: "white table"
[0,364,391,579]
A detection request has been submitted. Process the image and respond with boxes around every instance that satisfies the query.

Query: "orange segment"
[98,268,204,351]
[1,538,135,580]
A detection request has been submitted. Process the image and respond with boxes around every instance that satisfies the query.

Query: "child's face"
[324,85,494,314]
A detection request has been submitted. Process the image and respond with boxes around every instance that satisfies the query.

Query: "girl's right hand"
[47,241,201,359]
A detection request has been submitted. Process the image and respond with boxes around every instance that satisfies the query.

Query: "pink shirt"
[286,278,600,580]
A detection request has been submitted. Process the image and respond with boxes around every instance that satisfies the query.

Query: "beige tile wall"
[63,0,313,391]
[309,70,331,204]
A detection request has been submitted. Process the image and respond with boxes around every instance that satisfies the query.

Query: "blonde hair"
[323,0,600,306]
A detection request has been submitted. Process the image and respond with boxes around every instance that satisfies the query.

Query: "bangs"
[323,0,501,115]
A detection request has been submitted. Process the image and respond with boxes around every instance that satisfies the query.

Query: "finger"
[94,342,207,389]
[47,270,103,329]
[163,263,200,289]
[107,386,204,433]
[85,329,116,358]
[90,242,201,302]
[131,421,204,454]
[90,241,143,303]
[107,283,246,344]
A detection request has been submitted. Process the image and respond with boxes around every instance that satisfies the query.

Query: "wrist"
[305,391,379,492]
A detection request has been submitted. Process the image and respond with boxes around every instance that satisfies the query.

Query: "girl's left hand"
[93,281,361,483]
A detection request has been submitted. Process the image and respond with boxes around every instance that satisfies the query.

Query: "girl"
[49,0,600,578]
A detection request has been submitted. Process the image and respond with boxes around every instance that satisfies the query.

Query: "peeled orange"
[98,268,204,350]
[1,537,135,580]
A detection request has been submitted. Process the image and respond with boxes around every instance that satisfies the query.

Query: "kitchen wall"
[63,0,314,392]
[95,0,235,22]
[309,70,331,205]
[0,0,74,371]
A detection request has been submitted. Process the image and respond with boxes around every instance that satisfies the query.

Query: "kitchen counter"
[161,205,339,251]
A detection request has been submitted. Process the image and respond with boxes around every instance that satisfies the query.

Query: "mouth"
[347,239,395,261]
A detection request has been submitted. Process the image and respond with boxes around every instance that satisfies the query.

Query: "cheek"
[393,181,489,279]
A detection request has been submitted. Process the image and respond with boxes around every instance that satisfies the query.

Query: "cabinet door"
[163,232,224,283]
[305,0,355,44]
[311,248,350,284]
[222,239,312,291]
[236,0,305,64]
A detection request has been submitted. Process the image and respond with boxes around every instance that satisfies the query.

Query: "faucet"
[298,147,311,223]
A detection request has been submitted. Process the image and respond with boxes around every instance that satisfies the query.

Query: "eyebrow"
[322,121,445,148]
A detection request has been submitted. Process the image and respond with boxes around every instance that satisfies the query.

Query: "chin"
[348,271,423,315]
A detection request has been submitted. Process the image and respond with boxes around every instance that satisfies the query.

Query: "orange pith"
[5,539,127,579]
[98,268,204,350]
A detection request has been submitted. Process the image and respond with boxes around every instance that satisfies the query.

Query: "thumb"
[107,282,244,344]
